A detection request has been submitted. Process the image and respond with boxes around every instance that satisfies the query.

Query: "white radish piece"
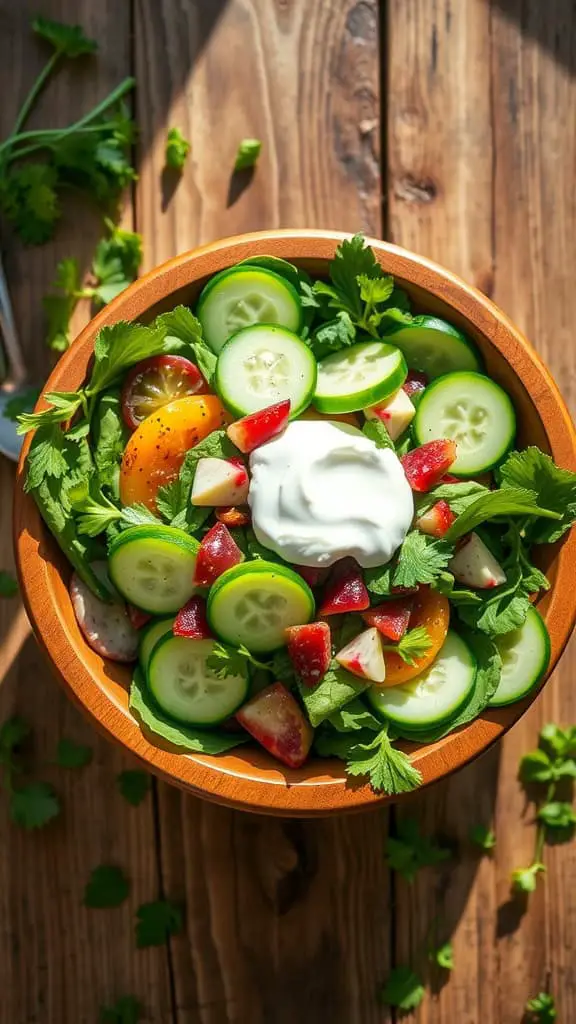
[336,626,386,684]
[70,572,139,662]
[365,388,415,441]
[449,532,506,589]
[191,457,249,506]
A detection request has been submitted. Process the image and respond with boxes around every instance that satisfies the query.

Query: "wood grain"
[0,3,172,1022]
[387,1,576,1021]
[134,2,391,1021]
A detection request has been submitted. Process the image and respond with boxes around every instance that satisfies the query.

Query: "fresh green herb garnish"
[499,447,576,543]
[362,417,394,450]
[431,941,454,970]
[469,824,496,851]
[512,724,576,895]
[344,726,423,795]
[525,991,557,1023]
[69,483,161,537]
[206,642,272,678]
[0,571,18,597]
[117,770,150,807]
[385,817,451,881]
[444,487,560,542]
[234,138,262,171]
[165,127,191,171]
[0,716,61,830]
[378,965,425,1011]
[156,426,240,527]
[327,699,381,733]
[56,737,92,768]
[84,865,130,908]
[299,661,369,728]
[381,626,432,666]
[366,531,453,596]
[135,899,183,947]
[99,995,144,1024]
[153,305,216,385]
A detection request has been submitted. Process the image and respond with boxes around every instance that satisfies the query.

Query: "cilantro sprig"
[381,626,432,666]
[165,127,191,171]
[525,991,558,1023]
[206,642,272,678]
[135,899,183,947]
[512,724,576,895]
[344,725,423,795]
[385,817,451,881]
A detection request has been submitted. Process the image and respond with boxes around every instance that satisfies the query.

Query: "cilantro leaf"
[32,16,98,57]
[383,626,432,666]
[445,487,560,542]
[84,865,130,908]
[415,480,489,518]
[308,311,356,359]
[379,965,425,1011]
[519,749,557,785]
[499,447,576,543]
[234,138,262,171]
[206,642,269,679]
[511,862,545,894]
[3,387,40,423]
[525,991,557,1023]
[99,995,144,1024]
[0,163,60,244]
[539,723,576,760]
[431,941,454,970]
[165,127,191,171]
[537,801,576,830]
[10,782,60,830]
[18,392,84,434]
[87,322,167,396]
[357,273,394,306]
[0,571,18,598]
[135,899,183,947]
[362,417,394,450]
[326,233,383,322]
[89,219,142,306]
[392,531,453,590]
[346,727,423,795]
[385,817,450,880]
[469,824,496,851]
[93,390,128,494]
[56,737,92,768]
[117,770,150,807]
[153,306,216,385]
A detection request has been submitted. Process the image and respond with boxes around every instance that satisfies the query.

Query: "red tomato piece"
[401,440,457,492]
[402,370,428,397]
[121,354,207,430]
[285,621,331,687]
[227,400,291,454]
[193,522,244,587]
[318,558,370,616]
[417,499,456,538]
[173,596,213,639]
[362,597,413,641]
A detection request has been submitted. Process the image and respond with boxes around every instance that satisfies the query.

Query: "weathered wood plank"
[134,2,390,1022]
[0,3,173,1022]
[387,1,576,1022]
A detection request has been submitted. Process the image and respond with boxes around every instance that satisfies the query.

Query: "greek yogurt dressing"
[248,419,414,568]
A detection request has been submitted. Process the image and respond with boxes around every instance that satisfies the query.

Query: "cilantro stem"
[11,51,61,137]
[0,77,135,161]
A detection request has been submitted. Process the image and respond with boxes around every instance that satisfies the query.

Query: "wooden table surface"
[1,1,575,1021]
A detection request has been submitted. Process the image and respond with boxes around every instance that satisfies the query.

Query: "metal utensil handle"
[0,255,27,388]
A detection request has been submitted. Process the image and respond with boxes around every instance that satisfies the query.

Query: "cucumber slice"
[384,316,481,379]
[314,341,407,414]
[108,526,199,615]
[207,560,314,652]
[197,267,303,354]
[414,371,516,475]
[138,616,174,671]
[148,634,249,725]
[488,606,550,708]
[367,630,477,730]
[237,255,302,292]
[215,324,316,417]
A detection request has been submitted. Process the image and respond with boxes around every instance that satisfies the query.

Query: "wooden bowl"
[13,231,576,816]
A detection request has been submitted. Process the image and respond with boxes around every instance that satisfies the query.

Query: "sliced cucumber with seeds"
[488,606,550,708]
[197,267,303,354]
[109,526,199,615]
[216,324,316,417]
[367,631,477,731]
[138,616,174,671]
[414,371,516,475]
[384,316,482,379]
[207,560,315,652]
[314,341,407,414]
[148,635,249,726]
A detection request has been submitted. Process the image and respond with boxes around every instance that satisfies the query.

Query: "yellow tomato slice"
[383,586,450,686]
[119,395,230,510]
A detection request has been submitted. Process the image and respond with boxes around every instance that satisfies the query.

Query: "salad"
[18,235,576,796]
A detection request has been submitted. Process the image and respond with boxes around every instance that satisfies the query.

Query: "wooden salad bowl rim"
[13,230,576,816]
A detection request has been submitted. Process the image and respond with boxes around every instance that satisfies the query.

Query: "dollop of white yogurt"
[248,420,414,568]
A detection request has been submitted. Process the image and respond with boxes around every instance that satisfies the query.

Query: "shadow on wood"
[492,0,576,77]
